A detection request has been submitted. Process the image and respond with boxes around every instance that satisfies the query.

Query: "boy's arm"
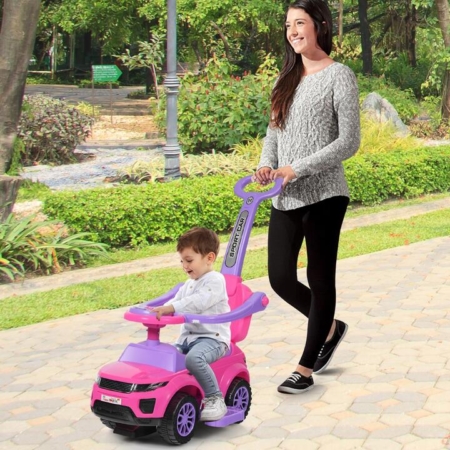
[148,285,182,319]
[151,304,175,320]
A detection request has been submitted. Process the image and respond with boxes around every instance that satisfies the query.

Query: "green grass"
[1,208,449,330]
[16,180,52,202]
[346,191,450,218]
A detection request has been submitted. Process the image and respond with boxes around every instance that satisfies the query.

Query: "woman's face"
[285,8,319,56]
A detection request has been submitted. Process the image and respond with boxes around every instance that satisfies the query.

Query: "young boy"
[151,227,230,422]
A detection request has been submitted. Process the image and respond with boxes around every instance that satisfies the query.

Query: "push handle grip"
[233,175,283,202]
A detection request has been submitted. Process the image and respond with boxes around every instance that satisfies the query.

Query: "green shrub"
[0,214,108,281]
[155,55,278,154]
[26,74,71,85]
[118,152,255,182]
[16,180,52,203]
[44,174,273,247]
[359,114,422,154]
[127,89,151,99]
[17,95,94,165]
[75,101,101,118]
[344,146,450,204]
[44,146,450,247]
[231,136,263,163]
[374,52,432,99]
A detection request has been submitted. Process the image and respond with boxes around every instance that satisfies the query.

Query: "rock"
[361,92,410,136]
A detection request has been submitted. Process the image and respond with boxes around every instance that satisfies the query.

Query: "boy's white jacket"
[165,271,231,347]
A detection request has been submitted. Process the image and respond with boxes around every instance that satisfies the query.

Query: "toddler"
[151,227,230,421]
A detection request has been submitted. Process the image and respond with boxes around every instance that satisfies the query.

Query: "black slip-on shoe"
[277,371,314,394]
[313,319,348,374]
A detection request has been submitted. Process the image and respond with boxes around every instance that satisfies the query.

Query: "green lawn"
[1,207,449,331]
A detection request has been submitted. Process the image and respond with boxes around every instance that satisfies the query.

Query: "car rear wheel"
[225,378,252,423]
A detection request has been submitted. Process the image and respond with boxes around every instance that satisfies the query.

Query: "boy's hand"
[149,305,175,320]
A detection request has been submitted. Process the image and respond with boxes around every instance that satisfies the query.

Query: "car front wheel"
[158,392,199,445]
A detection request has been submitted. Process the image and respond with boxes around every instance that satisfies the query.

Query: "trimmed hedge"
[345,146,450,204]
[44,146,450,247]
[44,174,271,247]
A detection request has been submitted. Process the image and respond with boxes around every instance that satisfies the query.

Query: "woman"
[253,0,360,393]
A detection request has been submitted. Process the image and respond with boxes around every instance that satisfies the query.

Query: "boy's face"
[179,247,215,280]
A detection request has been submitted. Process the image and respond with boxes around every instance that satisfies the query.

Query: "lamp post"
[163,0,181,179]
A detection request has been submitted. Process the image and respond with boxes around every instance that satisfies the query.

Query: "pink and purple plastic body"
[91,176,282,429]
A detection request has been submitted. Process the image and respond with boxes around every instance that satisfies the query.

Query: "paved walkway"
[1,235,449,449]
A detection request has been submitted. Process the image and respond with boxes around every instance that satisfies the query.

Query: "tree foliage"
[139,0,286,70]
[39,0,146,56]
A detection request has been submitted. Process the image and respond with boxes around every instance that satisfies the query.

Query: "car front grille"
[99,377,134,393]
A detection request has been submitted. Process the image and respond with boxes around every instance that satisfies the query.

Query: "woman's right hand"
[252,166,272,185]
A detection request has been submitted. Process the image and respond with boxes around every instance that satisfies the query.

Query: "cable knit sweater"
[258,62,360,210]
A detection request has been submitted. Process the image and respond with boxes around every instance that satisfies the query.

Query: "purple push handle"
[183,292,268,324]
[221,176,283,277]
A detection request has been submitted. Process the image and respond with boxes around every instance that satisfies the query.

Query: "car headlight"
[95,374,101,385]
[134,382,168,392]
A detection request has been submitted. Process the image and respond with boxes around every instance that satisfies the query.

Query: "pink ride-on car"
[90,176,282,445]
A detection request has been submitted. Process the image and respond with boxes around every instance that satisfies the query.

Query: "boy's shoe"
[200,394,227,421]
[313,319,348,374]
[277,372,314,394]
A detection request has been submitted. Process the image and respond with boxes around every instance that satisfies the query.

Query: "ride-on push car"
[91,176,282,445]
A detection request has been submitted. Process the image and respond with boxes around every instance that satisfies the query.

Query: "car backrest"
[224,274,254,343]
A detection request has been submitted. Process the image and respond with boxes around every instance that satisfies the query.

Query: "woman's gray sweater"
[258,62,360,210]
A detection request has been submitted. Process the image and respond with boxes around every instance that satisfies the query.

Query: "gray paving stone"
[407,372,441,384]
[412,426,449,439]
[384,402,425,414]
[288,427,335,439]
[27,381,71,392]
[369,425,413,439]
[6,384,34,392]
[332,426,369,439]
[12,431,49,446]
[349,403,383,414]
[353,392,393,403]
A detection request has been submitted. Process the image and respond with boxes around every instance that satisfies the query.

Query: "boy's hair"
[177,227,220,256]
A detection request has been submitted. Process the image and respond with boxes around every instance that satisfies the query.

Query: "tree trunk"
[211,21,232,62]
[405,1,417,67]
[0,0,41,215]
[0,175,23,222]
[435,0,450,119]
[358,0,372,75]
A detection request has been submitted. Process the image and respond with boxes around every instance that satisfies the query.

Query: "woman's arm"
[257,124,278,171]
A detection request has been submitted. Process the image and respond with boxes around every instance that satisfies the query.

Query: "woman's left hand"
[270,166,296,188]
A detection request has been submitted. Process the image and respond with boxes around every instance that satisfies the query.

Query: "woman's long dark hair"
[271,0,333,129]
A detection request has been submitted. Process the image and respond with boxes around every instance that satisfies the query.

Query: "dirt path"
[87,114,160,141]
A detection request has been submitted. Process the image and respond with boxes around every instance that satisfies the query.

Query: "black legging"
[268,196,349,369]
